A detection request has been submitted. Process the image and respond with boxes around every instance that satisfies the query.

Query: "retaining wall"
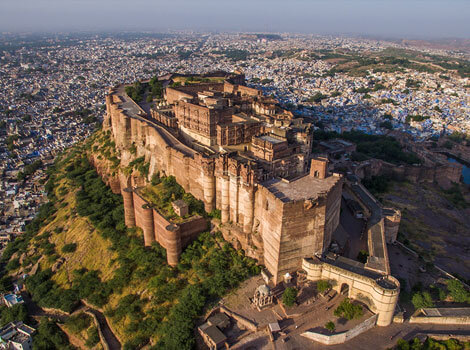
[301,314,378,345]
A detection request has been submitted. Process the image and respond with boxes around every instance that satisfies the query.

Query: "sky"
[1,0,469,39]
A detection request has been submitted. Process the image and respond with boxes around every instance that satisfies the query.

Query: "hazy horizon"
[1,0,469,39]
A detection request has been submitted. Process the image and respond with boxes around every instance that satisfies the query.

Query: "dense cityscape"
[2,32,469,239]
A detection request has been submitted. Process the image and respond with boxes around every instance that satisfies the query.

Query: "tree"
[334,298,363,320]
[309,92,328,103]
[357,250,369,264]
[411,291,434,310]
[380,121,393,130]
[317,280,331,294]
[0,304,28,325]
[325,321,335,333]
[282,287,298,307]
[33,318,74,350]
[62,243,77,253]
[446,279,470,303]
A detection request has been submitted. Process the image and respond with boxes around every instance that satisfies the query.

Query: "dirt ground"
[220,276,374,349]
[382,181,470,280]
[214,274,470,350]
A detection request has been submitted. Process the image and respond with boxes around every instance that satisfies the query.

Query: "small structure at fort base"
[198,313,231,350]
[252,284,274,310]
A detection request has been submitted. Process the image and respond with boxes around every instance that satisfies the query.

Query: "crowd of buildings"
[0,31,468,348]
[1,31,468,255]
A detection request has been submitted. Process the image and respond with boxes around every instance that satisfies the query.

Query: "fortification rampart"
[302,257,399,327]
[354,158,461,189]
[301,314,378,345]
[409,308,470,325]
[103,83,342,281]
[132,188,207,266]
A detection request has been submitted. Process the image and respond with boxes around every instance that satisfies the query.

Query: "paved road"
[86,307,122,350]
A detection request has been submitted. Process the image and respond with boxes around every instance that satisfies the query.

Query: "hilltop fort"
[102,71,400,326]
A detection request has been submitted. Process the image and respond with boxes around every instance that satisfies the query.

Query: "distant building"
[2,294,24,308]
[198,322,227,350]
[0,321,35,350]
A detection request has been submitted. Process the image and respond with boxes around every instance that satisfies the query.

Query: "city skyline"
[1,0,470,39]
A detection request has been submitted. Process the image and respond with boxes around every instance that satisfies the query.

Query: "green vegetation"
[17,160,43,181]
[411,291,434,309]
[330,91,341,97]
[357,250,369,264]
[354,86,371,94]
[380,120,393,130]
[87,130,120,169]
[443,183,469,209]
[406,114,430,123]
[1,200,57,263]
[316,280,332,294]
[125,156,149,177]
[149,76,163,100]
[362,175,394,197]
[444,140,454,150]
[6,134,19,152]
[407,279,469,311]
[308,92,328,103]
[0,304,28,325]
[333,298,363,320]
[64,313,92,333]
[62,243,77,253]
[72,108,97,125]
[405,79,421,89]
[313,130,421,165]
[208,209,222,220]
[448,131,470,144]
[125,81,146,103]
[446,279,470,303]
[325,321,335,333]
[380,98,397,105]
[33,318,75,350]
[85,326,100,347]
[1,142,260,348]
[282,287,298,307]
[212,49,250,61]
[140,174,205,221]
[302,48,454,78]
[394,337,470,350]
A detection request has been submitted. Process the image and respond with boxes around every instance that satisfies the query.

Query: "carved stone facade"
[103,72,343,284]
[253,284,273,309]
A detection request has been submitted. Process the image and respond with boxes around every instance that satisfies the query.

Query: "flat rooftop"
[257,134,285,144]
[262,174,341,202]
[421,308,470,317]
[115,85,146,117]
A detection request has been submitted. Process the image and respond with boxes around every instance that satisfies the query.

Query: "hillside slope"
[2,135,260,349]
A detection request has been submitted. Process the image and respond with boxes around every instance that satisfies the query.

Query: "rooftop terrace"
[262,173,341,202]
